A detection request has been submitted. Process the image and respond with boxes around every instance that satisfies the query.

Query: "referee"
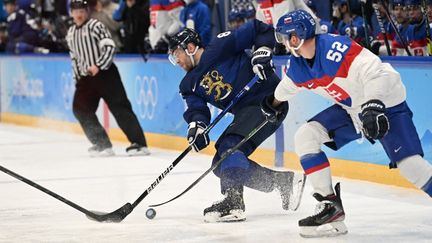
[67,0,149,157]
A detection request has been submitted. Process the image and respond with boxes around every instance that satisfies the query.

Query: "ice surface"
[0,124,430,242]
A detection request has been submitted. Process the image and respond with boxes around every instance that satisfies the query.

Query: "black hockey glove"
[251,46,274,81]
[261,95,288,123]
[187,121,210,152]
[360,99,390,140]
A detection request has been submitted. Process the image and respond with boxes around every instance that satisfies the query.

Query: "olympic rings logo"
[61,72,75,110]
[135,75,158,120]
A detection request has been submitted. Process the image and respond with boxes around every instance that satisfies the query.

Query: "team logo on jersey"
[200,70,232,101]
[325,83,352,107]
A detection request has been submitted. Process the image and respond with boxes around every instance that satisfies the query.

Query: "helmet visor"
[275,31,291,44]
[168,54,177,66]
[168,47,181,66]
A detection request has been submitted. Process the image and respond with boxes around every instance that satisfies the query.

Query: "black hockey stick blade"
[0,164,132,223]
[86,203,134,223]
[149,119,269,208]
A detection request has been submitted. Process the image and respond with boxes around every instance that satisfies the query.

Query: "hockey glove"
[261,95,288,123]
[251,46,274,81]
[360,99,390,140]
[187,121,210,152]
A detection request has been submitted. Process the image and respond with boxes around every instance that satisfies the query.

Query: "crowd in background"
[0,0,431,56]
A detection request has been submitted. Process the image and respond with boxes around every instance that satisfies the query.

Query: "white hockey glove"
[360,99,389,140]
[187,121,210,152]
[251,46,274,81]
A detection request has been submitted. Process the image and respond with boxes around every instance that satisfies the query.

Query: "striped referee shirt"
[66,18,116,79]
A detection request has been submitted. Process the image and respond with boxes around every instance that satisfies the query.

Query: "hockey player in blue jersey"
[261,9,432,237]
[168,22,305,222]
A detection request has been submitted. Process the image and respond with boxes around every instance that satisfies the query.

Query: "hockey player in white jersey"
[260,9,432,238]
[148,0,184,53]
[255,0,316,26]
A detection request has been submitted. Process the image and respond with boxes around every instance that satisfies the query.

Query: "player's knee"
[397,155,432,196]
[294,122,328,157]
[217,135,254,155]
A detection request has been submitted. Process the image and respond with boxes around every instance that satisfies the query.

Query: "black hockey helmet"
[70,0,89,9]
[168,28,202,53]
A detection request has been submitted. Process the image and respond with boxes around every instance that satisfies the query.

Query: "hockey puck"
[146,208,156,219]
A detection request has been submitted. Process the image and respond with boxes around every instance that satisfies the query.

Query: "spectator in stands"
[0,0,8,21]
[3,0,43,53]
[428,0,432,23]
[335,0,370,47]
[148,0,183,54]
[114,0,150,53]
[406,0,423,23]
[390,0,411,55]
[91,0,122,50]
[99,0,119,17]
[41,0,56,19]
[180,0,211,47]
[228,7,245,30]
[405,0,429,55]
[370,0,394,55]
[244,3,256,21]
[306,0,337,34]
[255,0,315,26]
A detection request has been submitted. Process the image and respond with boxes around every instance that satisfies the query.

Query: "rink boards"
[0,54,431,189]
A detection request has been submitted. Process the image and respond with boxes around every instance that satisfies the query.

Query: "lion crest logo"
[200,70,233,101]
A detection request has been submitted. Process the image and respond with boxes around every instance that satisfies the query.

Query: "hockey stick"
[117,76,260,211]
[214,0,224,32]
[421,0,432,55]
[0,165,131,222]
[84,76,260,221]
[372,1,392,55]
[379,0,412,55]
[149,119,269,208]
[0,77,259,223]
[360,0,371,49]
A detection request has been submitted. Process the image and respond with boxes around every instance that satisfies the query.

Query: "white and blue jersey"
[180,20,278,125]
[275,33,406,115]
[275,33,424,166]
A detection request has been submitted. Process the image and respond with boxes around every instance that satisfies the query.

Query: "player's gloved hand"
[260,95,288,123]
[251,46,274,81]
[360,99,389,140]
[187,121,210,152]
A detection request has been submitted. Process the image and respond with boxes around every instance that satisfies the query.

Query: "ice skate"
[126,143,150,156]
[88,145,115,157]
[274,171,306,211]
[204,188,246,223]
[299,182,347,238]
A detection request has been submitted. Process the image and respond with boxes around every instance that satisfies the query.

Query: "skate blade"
[89,149,115,157]
[127,148,151,156]
[289,173,307,211]
[300,221,348,238]
[204,210,246,223]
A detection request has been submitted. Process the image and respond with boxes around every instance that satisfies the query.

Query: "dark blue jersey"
[179,19,277,124]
